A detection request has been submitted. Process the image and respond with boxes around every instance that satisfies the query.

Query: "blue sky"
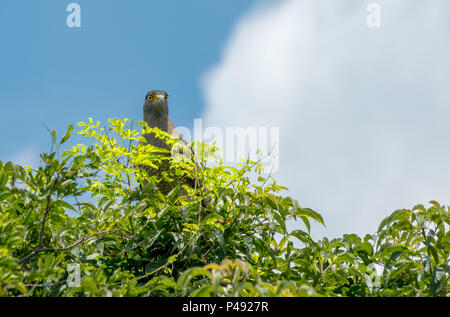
[0,0,256,162]
[1,1,450,240]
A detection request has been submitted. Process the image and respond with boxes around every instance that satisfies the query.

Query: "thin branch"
[37,195,52,248]
[16,229,113,265]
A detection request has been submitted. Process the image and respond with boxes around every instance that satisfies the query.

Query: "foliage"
[0,118,448,297]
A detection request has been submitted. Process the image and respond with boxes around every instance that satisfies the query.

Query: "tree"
[0,118,448,296]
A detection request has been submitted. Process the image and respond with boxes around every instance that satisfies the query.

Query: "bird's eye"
[147,95,153,101]
[164,95,168,102]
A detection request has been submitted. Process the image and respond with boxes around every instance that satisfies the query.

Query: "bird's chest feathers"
[144,112,169,132]
[143,112,171,150]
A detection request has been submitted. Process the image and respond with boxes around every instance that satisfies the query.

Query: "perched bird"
[140,90,206,203]
[142,90,182,151]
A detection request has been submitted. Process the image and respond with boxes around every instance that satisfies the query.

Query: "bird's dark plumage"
[139,90,206,204]
[142,90,182,150]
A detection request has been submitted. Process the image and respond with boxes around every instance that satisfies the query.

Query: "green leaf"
[290,230,312,244]
[300,216,311,234]
[428,245,440,265]
[381,216,396,233]
[334,269,351,285]
[81,277,98,294]
[56,200,77,212]
[415,213,425,230]
[272,211,286,232]
[429,201,441,209]
[0,172,8,188]
[86,252,100,260]
[337,252,357,264]
[200,213,224,226]
[354,242,373,256]
[262,195,278,210]
[192,285,215,297]
[51,130,57,142]
[177,267,210,291]
[60,124,74,145]
[295,207,325,226]
[430,267,446,296]
[145,257,167,274]
[16,283,28,295]
[213,229,226,252]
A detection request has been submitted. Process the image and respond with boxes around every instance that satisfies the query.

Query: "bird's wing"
[167,116,210,206]
[168,116,182,140]
[168,115,197,159]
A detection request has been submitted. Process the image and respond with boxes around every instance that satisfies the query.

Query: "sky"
[1,0,450,241]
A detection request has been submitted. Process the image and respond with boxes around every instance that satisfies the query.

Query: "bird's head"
[143,90,169,117]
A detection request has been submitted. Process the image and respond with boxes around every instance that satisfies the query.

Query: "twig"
[37,195,52,248]
[16,229,113,265]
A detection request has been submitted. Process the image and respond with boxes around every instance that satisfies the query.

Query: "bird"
[141,90,183,152]
[139,90,207,204]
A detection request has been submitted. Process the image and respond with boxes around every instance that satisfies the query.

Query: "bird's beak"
[156,95,165,104]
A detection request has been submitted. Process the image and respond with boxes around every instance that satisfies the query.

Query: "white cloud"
[201,0,450,240]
